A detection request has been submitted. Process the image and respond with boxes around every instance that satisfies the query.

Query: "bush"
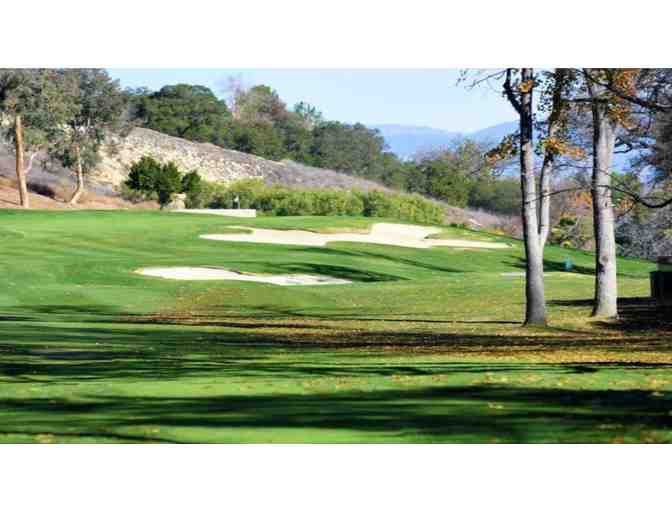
[184,180,217,209]
[125,157,205,208]
[125,156,162,193]
[155,162,182,208]
[187,178,445,224]
[181,170,203,195]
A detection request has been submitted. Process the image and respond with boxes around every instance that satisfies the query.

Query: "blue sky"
[107,69,516,133]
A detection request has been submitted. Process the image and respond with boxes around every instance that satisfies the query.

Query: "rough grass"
[0,210,670,443]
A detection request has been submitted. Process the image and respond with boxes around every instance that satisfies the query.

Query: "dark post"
[651,256,672,304]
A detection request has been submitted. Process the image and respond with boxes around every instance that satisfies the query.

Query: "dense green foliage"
[189,178,445,224]
[133,84,231,142]
[408,141,521,214]
[131,83,402,176]
[129,82,524,216]
[468,177,521,215]
[307,121,389,177]
[124,156,202,208]
[0,210,664,443]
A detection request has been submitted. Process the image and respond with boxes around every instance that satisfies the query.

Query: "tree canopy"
[135,84,231,142]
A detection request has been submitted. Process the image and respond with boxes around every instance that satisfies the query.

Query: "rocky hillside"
[92,127,387,192]
[0,127,518,235]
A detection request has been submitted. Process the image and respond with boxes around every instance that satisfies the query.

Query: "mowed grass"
[1,209,671,443]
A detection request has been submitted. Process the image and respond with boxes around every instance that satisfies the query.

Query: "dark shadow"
[1,382,671,443]
[603,297,672,332]
[548,296,672,333]
[3,299,672,442]
[3,313,672,386]
[272,263,403,282]
[510,257,596,276]
[294,246,461,274]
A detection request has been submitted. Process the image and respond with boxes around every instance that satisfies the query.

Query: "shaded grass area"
[1,210,670,443]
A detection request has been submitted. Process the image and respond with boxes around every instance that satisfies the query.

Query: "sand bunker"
[201,223,508,250]
[135,267,350,286]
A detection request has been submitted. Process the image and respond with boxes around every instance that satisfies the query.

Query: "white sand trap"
[201,223,508,250]
[135,267,350,286]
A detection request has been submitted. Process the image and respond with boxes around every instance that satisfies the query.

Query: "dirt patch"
[201,222,509,250]
[0,176,157,210]
[135,267,351,286]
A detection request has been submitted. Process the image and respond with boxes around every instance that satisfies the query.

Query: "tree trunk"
[590,105,618,318]
[519,68,547,326]
[68,145,85,205]
[538,69,568,249]
[537,153,553,248]
[14,114,30,209]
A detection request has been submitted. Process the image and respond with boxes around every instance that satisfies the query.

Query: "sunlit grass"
[0,209,669,443]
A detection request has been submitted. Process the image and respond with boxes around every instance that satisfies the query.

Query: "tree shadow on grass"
[261,262,404,282]
[510,257,596,276]
[1,383,671,443]
[3,313,672,385]
[548,296,672,333]
[295,246,462,275]
[3,303,672,442]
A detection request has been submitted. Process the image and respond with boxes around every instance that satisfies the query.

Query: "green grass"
[1,209,670,443]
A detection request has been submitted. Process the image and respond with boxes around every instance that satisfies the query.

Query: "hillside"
[92,127,388,192]
[0,127,515,231]
[0,127,388,203]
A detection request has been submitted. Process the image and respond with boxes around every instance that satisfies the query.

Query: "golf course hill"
[90,127,389,192]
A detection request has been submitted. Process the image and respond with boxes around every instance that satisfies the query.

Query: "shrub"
[185,180,220,209]
[192,178,444,224]
[181,170,203,195]
[155,162,182,208]
[124,157,203,208]
[125,156,162,193]
[274,191,315,216]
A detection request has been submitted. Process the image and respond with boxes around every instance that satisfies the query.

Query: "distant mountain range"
[371,122,518,159]
[373,121,638,172]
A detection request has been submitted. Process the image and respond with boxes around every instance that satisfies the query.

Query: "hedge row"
[187,179,445,224]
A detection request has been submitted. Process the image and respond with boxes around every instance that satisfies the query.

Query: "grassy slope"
[1,210,670,443]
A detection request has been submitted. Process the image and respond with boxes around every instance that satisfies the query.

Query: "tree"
[228,120,287,160]
[582,69,624,318]
[233,85,289,125]
[468,177,521,215]
[309,122,389,178]
[536,69,579,248]
[412,140,491,208]
[136,84,231,142]
[0,69,75,208]
[293,101,324,129]
[50,69,128,205]
[503,68,547,326]
[276,113,313,162]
